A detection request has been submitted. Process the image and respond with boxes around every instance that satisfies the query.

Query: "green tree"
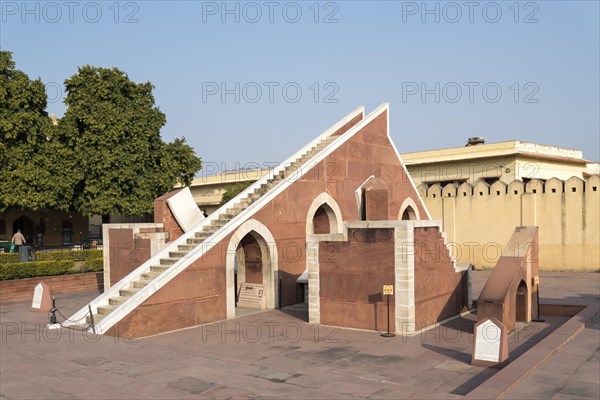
[220,182,252,205]
[0,51,77,211]
[61,66,202,219]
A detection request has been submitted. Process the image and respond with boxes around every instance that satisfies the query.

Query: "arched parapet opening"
[226,219,278,319]
[545,177,564,194]
[398,197,421,221]
[458,182,473,197]
[305,193,343,237]
[490,180,507,196]
[416,183,428,199]
[566,176,585,193]
[442,183,457,198]
[586,175,599,193]
[473,179,490,197]
[426,184,442,199]
[508,180,525,195]
[525,179,543,194]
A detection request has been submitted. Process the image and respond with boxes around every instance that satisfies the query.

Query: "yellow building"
[187,139,599,272]
[403,138,599,272]
[401,137,598,186]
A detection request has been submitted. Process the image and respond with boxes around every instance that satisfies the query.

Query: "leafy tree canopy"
[61,65,202,217]
[0,51,78,211]
[0,53,202,217]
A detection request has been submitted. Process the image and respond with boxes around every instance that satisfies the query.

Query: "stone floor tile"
[558,382,600,399]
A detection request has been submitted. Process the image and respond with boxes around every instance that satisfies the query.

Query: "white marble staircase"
[77,135,339,328]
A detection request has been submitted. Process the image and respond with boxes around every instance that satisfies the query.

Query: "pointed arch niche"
[398,197,421,221]
[306,193,343,236]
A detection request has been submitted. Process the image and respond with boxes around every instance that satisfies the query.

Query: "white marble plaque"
[474,319,501,362]
[237,283,266,310]
[166,187,205,232]
[31,283,44,309]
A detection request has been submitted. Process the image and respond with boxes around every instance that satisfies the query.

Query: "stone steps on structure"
[141,271,162,280]
[150,265,169,273]
[86,313,106,324]
[108,296,130,306]
[86,135,337,331]
[119,287,142,297]
[211,218,230,226]
[131,279,152,289]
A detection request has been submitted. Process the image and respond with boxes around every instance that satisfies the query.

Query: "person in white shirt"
[11,229,26,253]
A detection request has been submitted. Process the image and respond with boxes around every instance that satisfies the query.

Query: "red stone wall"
[107,248,227,338]
[153,189,185,241]
[108,229,151,286]
[365,188,390,220]
[247,110,428,307]
[0,272,103,301]
[319,228,396,332]
[413,226,468,329]
[110,109,431,338]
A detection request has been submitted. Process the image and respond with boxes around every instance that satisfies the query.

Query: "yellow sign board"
[383,285,394,296]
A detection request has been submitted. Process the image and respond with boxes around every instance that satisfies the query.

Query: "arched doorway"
[236,233,266,286]
[226,220,278,319]
[12,216,34,243]
[516,280,528,322]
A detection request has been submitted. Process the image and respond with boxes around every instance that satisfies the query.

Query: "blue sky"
[1,1,599,173]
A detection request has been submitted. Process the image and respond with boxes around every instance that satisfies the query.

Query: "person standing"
[11,229,26,253]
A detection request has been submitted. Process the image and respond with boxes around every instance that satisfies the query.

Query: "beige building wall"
[406,155,590,186]
[402,140,594,187]
[417,176,599,272]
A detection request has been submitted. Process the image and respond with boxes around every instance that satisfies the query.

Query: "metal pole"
[88,305,96,334]
[532,285,545,322]
[387,295,390,334]
[380,294,395,337]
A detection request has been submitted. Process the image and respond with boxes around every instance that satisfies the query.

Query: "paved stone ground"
[473,271,600,400]
[0,271,598,399]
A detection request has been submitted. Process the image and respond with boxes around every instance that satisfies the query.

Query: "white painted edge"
[354,175,375,220]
